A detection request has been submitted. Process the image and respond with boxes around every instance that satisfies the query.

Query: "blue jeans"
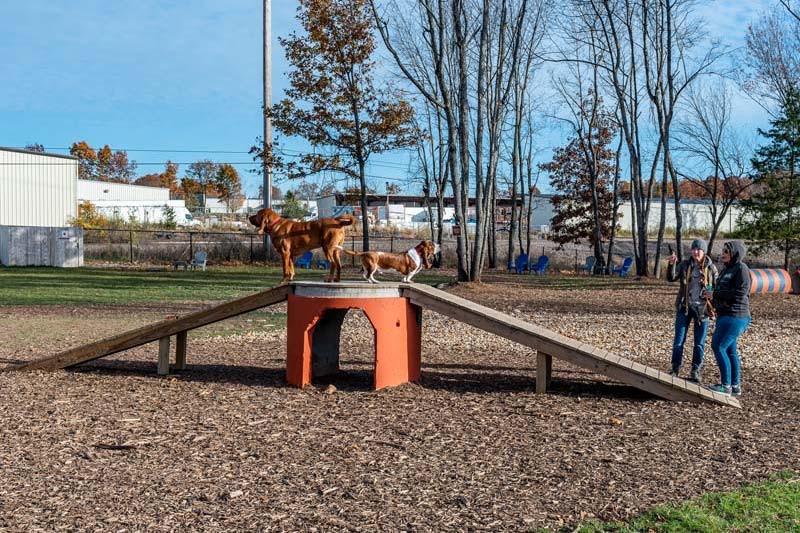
[711,316,751,387]
[672,310,709,372]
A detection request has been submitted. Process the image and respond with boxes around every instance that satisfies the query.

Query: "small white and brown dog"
[339,240,439,283]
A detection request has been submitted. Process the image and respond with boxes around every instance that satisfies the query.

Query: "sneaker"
[689,368,701,383]
[705,384,732,395]
[731,384,742,397]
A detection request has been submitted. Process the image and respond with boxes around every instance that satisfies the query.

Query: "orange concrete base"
[286,294,422,390]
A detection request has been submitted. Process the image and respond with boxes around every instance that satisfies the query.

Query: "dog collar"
[414,243,425,256]
[265,216,282,235]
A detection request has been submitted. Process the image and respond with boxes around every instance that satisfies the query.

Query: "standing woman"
[666,239,717,382]
[708,241,751,396]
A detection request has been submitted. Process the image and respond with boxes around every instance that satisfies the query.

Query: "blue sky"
[0,0,775,197]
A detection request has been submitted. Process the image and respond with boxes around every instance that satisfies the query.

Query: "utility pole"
[263,0,273,257]
[385,181,390,226]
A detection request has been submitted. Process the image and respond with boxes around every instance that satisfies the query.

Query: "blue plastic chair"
[531,255,549,276]
[611,256,633,277]
[295,251,313,269]
[316,257,330,270]
[578,256,596,275]
[513,253,529,274]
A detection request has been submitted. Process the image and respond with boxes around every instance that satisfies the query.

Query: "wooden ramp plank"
[403,284,739,408]
[8,285,291,372]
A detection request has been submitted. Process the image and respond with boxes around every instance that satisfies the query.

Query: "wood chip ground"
[1,274,798,530]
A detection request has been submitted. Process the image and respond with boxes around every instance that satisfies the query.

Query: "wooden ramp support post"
[159,320,188,376]
[175,331,187,371]
[286,283,421,390]
[536,352,552,394]
[158,337,170,375]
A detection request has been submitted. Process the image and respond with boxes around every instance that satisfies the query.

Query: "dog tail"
[335,214,356,227]
[336,245,361,256]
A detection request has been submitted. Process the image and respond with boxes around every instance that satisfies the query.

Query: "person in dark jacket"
[707,240,751,396]
[666,239,718,382]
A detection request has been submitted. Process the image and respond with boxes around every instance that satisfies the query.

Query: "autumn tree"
[186,160,217,213]
[95,145,137,183]
[70,141,137,182]
[135,161,180,197]
[180,178,202,211]
[270,0,416,251]
[737,88,800,270]
[540,107,617,257]
[552,4,621,275]
[71,201,109,229]
[70,141,97,180]
[161,161,180,197]
[213,163,243,213]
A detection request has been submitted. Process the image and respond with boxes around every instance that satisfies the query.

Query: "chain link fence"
[82,228,790,273]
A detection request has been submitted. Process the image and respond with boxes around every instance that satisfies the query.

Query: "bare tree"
[641,0,724,276]
[494,0,548,270]
[472,0,533,277]
[371,0,472,279]
[573,0,658,276]
[411,99,449,263]
[742,8,800,113]
[674,80,753,253]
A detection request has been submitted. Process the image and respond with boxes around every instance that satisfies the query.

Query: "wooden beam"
[10,285,291,371]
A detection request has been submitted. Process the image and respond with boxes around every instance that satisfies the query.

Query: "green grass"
[0,265,454,306]
[504,274,657,291]
[571,471,800,533]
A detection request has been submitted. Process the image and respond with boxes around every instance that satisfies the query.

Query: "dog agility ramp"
[8,285,291,372]
[403,284,739,408]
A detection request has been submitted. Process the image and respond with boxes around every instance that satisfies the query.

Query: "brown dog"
[339,240,439,283]
[248,208,355,283]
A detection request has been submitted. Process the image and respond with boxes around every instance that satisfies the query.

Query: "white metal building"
[0,147,78,227]
[78,179,170,202]
[76,179,199,225]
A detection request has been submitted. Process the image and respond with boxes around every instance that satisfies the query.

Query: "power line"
[31,145,414,170]
[0,161,415,182]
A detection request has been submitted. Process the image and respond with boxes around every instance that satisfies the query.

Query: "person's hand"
[703,289,713,300]
[668,252,677,265]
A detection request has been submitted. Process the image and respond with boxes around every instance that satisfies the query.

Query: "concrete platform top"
[290,281,407,299]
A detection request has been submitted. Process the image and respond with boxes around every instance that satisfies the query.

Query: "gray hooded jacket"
[667,254,717,318]
[713,240,751,318]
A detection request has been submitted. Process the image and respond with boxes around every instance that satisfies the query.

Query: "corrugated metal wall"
[0,148,78,227]
[77,179,170,202]
[0,226,83,267]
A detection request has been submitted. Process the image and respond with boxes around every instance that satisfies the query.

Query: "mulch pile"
[1,276,798,531]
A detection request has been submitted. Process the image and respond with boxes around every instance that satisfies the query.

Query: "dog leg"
[282,252,294,283]
[333,249,342,282]
[405,265,422,283]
